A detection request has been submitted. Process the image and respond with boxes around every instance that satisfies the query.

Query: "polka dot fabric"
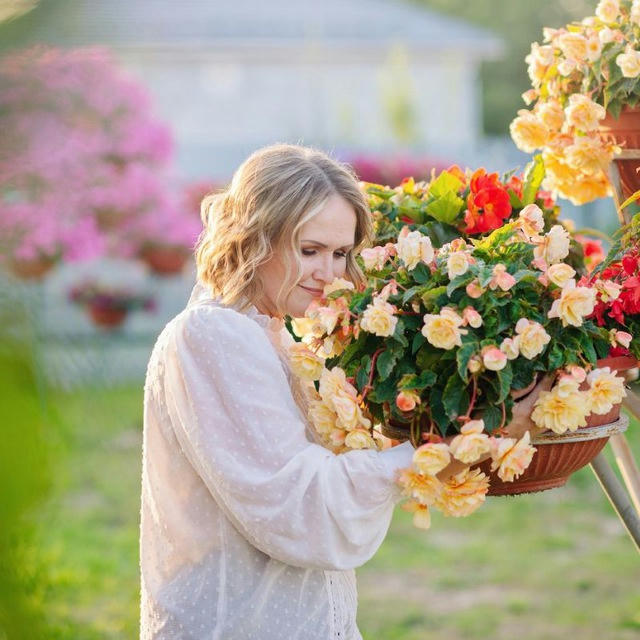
[139,282,415,639]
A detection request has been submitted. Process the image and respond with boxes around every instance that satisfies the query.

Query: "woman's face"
[257,193,357,318]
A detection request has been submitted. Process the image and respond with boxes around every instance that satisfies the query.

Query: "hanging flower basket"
[9,255,57,280]
[87,304,128,329]
[600,107,640,201]
[139,244,190,276]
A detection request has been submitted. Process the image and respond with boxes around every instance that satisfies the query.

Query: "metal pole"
[590,453,640,553]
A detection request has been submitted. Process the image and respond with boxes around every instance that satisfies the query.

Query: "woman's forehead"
[301,194,357,245]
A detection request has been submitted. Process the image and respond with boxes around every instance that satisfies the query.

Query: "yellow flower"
[596,0,620,23]
[537,100,565,131]
[436,468,489,517]
[546,263,576,287]
[490,432,537,482]
[500,337,520,360]
[514,318,551,359]
[554,173,611,206]
[309,399,338,436]
[323,278,355,296]
[586,36,603,62]
[565,94,606,132]
[328,428,347,449]
[448,420,491,464]
[422,307,467,350]
[412,442,451,476]
[345,428,377,450]
[548,280,597,327]
[531,385,590,433]
[401,500,432,529]
[617,49,640,77]
[516,203,545,241]
[586,367,626,415]
[533,224,571,265]
[447,252,470,280]
[333,390,370,431]
[510,110,549,153]
[395,226,434,271]
[482,346,508,371]
[290,317,316,339]
[397,468,443,506]
[557,32,588,62]
[565,135,611,174]
[360,296,398,337]
[288,343,325,381]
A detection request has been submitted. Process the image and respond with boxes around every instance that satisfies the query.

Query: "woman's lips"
[299,285,323,296]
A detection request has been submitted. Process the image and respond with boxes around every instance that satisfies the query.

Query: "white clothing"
[139,283,415,639]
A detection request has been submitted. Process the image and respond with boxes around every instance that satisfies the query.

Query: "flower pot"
[140,245,189,276]
[87,305,127,329]
[477,415,629,496]
[10,256,56,280]
[600,107,640,200]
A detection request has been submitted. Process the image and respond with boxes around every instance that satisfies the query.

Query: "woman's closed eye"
[301,248,347,258]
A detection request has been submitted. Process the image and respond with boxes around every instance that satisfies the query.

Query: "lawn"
[28,385,640,639]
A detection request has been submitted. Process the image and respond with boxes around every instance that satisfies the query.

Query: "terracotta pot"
[600,107,640,200]
[478,416,628,496]
[87,305,127,329]
[10,256,56,280]
[140,245,189,276]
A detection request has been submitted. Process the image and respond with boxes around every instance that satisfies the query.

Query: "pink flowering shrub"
[0,46,177,264]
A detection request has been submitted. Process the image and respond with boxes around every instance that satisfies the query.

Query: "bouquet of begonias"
[289,205,629,528]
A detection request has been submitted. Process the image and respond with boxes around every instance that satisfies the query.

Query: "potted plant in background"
[510,0,640,204]
[68,281,155,329]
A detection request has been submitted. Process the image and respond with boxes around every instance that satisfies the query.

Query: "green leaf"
[425,191,465,224]
[522,155,545,206]
[420,221,461,248]
[547,343,564,371]
[421,285,447,310]
[355,355,371,391]
[376,349,397,380]
[481,404,503,433]
[429,170,463,198]
[496,363,513,403]
[402,285,424,305]
[443,372,469,421]
[412,331,426,355]
[391,318,409,347]
[411,262,432,284]
[456,341,478,382]
[401,370,437,390]
[416,343,441,370]
[429,386,449,434]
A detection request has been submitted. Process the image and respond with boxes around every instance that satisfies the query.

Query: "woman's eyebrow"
[301,239,354,250]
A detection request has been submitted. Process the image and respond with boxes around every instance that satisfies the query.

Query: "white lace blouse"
[139,283,415,640]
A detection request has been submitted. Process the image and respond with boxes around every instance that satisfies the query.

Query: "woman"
[139,144,542,639]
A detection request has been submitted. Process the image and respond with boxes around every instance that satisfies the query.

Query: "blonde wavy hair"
[195,143,373,314]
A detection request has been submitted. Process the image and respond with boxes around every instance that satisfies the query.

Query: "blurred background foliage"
[416,0,595,135]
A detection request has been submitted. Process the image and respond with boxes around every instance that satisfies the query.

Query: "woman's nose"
[313,254,335,283]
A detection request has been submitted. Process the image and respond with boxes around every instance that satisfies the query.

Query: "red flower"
[622,254,638,275]
[506,174,523,200]
[463,169,512,234]
[536,189,556,209]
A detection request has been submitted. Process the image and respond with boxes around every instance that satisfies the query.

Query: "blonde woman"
[139,144,542,639]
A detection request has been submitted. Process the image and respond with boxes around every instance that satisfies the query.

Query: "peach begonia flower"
[516,203,545,241]
[610,329,632,349]
[557,32,588,63]
[395,226,434,271]
[397,468,443,506]
[482,346,508,371]
[565,94,606,132]
[288,343,325,381]
[447,252,470,280]
[401,500,431,530]
[537,101,565,131]
[567,365,587,383]
[467,355,483,373]
[360,296,398,337]
[587,367,626,415]
[595,280,621,303]
[533,224,571,266]
[616,48,640,78]
[546,263,576,287]
[396,390,420,413]
[435,468,489,517]
[422,307,467,350]
[322,277,354,296]
[309,398,338,436]
[412,442,451,476]
[531,383,590,434]
[462,306,483,328]
[514,318,551,359]
[360,245,388,271]
[466,280,484,299]
[510,110,549,153]
[344,428,377,450]
[489,264,516,291]
[328,428,347,448]
[548,280,597,327]
[489,432,537,482]
[500,336,520,360]
[596,0,620,24]
[448,419,491,464]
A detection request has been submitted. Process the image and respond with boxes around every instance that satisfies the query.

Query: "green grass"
[24,385,640,639]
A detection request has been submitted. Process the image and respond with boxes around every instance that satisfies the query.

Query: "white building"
[6,0,504,179]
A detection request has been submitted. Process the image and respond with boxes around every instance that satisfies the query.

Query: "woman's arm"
[163,304,415,571]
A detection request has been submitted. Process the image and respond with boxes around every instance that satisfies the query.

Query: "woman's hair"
[195,143,373,313]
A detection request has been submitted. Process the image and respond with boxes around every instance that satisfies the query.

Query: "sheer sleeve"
[163,304,415,571]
